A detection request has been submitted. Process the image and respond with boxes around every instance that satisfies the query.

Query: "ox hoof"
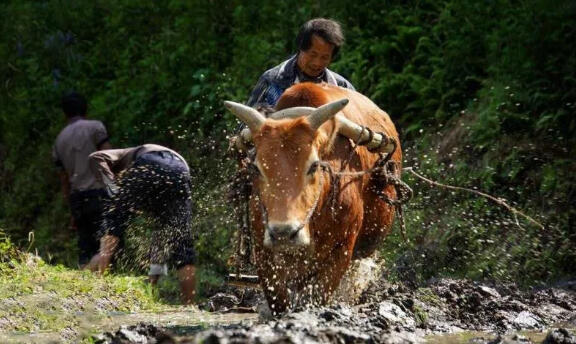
[257,301,275,320]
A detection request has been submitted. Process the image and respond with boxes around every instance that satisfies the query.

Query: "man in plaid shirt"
[230,19,356,273]
[247,18,355,108]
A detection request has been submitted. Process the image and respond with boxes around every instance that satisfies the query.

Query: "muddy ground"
[95,277,576,344]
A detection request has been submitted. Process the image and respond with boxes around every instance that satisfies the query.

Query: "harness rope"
[326,128,413,239]
[229,123,545,282]
[230,125,413,277]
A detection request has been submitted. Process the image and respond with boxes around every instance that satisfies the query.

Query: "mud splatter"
[96,278,576,343]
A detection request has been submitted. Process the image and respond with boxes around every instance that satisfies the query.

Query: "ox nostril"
[268,223,301,242]
[289,227,301,240]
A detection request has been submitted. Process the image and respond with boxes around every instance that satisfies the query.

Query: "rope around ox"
[402,167,545,230]
[322,124,545,230]
[327,151,545,231]
[229,125,545,277]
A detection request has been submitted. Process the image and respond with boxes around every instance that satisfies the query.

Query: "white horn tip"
[223,101,234,109]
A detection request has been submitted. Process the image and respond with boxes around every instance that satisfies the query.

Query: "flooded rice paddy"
[0,308,257,343]
[4,276,573,343]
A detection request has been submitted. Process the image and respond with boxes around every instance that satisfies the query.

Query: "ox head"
[224,99,349,250]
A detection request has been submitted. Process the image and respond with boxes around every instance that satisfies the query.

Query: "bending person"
[85,144,195,305]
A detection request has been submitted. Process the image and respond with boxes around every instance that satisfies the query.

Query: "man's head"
[296,18,345,78]
[61,92,87,118]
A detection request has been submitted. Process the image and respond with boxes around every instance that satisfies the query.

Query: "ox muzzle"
[264,221,311,248]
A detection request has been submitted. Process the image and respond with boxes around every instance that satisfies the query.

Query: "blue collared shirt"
[246,54,355,108]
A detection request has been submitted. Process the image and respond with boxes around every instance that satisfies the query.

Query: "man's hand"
[84,234,120,273]
[68,216,77,231]
[84,253,102,272]
[59,170,71,202]
[105,182,119,198]
[102,174,119,198]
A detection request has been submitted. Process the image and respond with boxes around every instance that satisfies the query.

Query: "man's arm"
[89,148,130,191]
[89,150,116,185]
[84,234,120,272]
[59,170,70,201]
[92,120,111,151]
[58,170,77,231]
[54,154,76,230]
[89,148,134,196]
[52,146,70,200]
[343,79,355,91]
[91,121,115,191]
[331,70,356,91]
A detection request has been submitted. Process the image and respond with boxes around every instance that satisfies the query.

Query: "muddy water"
[95,278,575,343]
[96,307,257,329]
[3,278,575,343]
[427,330,550,343]
[0,308,258,344]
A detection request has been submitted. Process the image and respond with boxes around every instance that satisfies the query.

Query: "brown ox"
[225,82,401,313]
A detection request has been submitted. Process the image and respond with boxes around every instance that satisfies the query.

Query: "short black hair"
[296,18,345,57]
[61,92,87,118]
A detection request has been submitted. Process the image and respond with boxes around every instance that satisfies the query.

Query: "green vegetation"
[412,304,428,328]
[0,231,163,334]
[0,0,574,306]
[416,288,442,308]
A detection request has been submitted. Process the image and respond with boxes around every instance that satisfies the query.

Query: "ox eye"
[307,161,319,176]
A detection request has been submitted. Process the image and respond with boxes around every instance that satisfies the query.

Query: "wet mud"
[95,278,576,344]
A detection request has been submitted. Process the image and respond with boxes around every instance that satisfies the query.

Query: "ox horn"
[307,98,349,130]
[270,107,315,120]
[223,101,266,131]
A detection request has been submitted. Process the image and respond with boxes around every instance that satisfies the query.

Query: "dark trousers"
[69,189,107,266]
[105,151,195,268]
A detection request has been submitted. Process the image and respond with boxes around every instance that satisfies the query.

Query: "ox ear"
[223,101,266,132]
[307,98,349,130]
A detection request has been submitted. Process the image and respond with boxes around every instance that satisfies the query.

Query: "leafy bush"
[0,0,574,287]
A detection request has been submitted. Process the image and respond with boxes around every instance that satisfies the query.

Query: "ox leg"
[257,253,291,315]
[353,184,396,259]
[312,243,354,305]
[250,204,291,315]
[261,274,290,315]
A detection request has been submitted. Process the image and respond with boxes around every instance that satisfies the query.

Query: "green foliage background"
[0,0,574,287]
